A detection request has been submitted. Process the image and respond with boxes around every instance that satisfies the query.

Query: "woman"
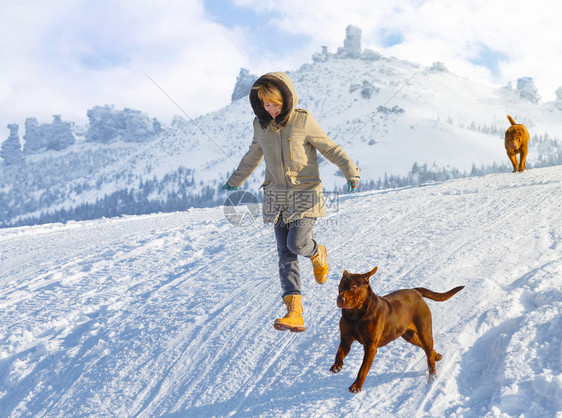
[223,71,360,332]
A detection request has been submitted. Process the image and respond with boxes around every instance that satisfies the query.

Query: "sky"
[1,0,561,140]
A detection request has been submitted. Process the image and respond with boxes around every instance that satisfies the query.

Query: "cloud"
[0,0,249,136]
[236,0,562,100]
[1,0,561,141]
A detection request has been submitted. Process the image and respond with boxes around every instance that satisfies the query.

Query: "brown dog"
[505,115,530,172]
[330,267,464,393]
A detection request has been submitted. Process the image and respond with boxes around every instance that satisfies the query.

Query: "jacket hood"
[249,72,298,129]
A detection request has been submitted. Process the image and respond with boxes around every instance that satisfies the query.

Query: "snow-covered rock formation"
[1,124,24,166]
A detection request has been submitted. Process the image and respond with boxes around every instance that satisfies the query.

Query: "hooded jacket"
[227,72,360,224]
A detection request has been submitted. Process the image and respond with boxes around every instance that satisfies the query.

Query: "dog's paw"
[330,363,343,373]
[427,373,436,384]
[349,382,362,393]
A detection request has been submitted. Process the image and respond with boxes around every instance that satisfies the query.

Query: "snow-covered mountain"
[1,165,560,416]
[1,27,562,227]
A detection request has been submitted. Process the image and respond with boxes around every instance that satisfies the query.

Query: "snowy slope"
[3,48,562,227]
[1,166,561,417]
[127,56,562,191]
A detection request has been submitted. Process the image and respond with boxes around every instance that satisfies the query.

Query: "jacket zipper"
[288,137,292,161]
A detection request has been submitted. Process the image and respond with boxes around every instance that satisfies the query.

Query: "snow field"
[0,166,561,417]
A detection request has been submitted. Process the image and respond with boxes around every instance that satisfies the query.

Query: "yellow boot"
[273,294,305,332]
[311,244,328,284]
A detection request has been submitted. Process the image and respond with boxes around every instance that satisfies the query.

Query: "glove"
[221,183,239,191]
[347,178,360,193]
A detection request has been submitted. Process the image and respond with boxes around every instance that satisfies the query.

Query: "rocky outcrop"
[231,68,258,102]
[23,115,75,153]
[517,77,540,104]
[337,25,362,59]
[86,105,160,144]
[1,124,24,165]
[312,24,383,62]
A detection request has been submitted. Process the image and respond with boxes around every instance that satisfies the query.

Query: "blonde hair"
[257,84,283,106]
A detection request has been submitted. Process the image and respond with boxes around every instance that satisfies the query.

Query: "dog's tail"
[507,115,517,126]
[415,286,464,302]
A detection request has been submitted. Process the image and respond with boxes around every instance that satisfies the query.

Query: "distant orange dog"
[505,115,529,172]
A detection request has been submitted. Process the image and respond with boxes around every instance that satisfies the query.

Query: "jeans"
[274,217,318,297]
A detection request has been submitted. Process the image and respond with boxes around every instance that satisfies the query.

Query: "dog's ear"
[362,267,377,283]
[365,266,378,279]
[343,270,349,277]
[361,267,377,284]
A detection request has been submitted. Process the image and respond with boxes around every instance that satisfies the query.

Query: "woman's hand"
[221,183,239,191]
[347,178,360,192]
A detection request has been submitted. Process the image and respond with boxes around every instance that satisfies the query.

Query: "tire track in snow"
[1,213,232,416]
[129,223,282,416]
[134,277,280,415]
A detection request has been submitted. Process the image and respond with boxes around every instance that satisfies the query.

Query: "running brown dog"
[505,115,530,172]
[330,267,464,393]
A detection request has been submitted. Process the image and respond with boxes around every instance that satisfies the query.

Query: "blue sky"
[203,0,310,58]
[1,0,561,139]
